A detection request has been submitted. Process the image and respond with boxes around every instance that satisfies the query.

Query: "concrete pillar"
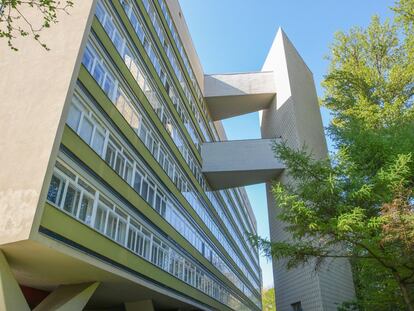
[124,299,155,311]
[0,250,30,311]
[33,282,99,311]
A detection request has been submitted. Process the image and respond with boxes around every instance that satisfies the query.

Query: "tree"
[251,0,414,310]
[262,287,276,311]
[0,0,73,50]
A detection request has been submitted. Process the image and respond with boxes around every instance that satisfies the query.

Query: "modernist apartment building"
[0,0,355,310]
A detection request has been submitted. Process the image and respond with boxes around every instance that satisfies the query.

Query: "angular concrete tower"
[260,29,356,311]
[203,28,356,310]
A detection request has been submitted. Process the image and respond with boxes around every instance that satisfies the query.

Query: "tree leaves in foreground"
[262,287,276,311]
[251,0,414,310]
[0,0,73,50]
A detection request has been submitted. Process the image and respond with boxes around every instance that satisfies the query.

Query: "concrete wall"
[0,0,96,245]
[204,72,276,120]
[260,28,355,310]
[202,139,284,189]
[204,72,276,97]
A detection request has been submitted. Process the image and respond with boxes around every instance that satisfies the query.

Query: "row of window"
[82,34,260,291]
[91,2,261,281]
[145,0,259,244]
[131,0,259,255]
[66,90,260,306]
[153,0,212,135]
[138,0,213,143]
[95,0,204,185]
[96,0,261,274]
[46,158,254,311]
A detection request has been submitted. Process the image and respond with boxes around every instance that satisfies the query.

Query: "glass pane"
[117,220,127,245]
[122,102,133,124]
[67,104,82,131]
[147,185,154,206]
[133,171,142,193]
[95,2,105,22]
[79,117,94,144]
[92,130,105,156]
[47,174,62,204]
[102,74,115,99]
[130,60,139,81]
[82,47,94,72]
[124,49,133,69]
[63,184,80,216]
[94,203,107,233]
[130,112,140,131]
[125,162,133,185]
[106,213,117,240]
[93,62,105,86]
[139,124,148,143]
[115,153,125,176]
[141,180,148,201]
[113,31,123,53]
[79,193,94,224]
[105,143,116,167]
[103,19,115,38]
[127,228,136,250]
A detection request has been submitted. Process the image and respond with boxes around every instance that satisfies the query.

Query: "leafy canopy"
[252,0,414,310]
[0,0,74,50]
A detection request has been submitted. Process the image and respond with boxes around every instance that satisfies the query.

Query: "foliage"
[251,0,414,310]
[262,287,276,311]
[0,0,73,50]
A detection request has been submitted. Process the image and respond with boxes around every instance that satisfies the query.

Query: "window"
[155,192,166,216]
[95,1,106,22]
[95,201,108,233]
[67,104,82,131]
[105,141,116,167]
[133,169,143,194]
[62,183,80,216]
[91,123,105,156]
[79,116,94,144]
[78,191,94,224]
[102,72,115,99]
[82,46,94,71]
[147,180,155,206]
[292,302,302,311]
[47,174,65,206]
[93,62,105,86]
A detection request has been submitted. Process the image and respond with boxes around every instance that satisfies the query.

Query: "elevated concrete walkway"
[201,139,285,189]
[204,72,276,120]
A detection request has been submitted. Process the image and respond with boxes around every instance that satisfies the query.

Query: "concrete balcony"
[204,72,276,121]
[201,138,285,190]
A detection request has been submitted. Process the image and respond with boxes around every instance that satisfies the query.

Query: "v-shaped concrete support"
[33,282,99,311]
[0,250,30,311]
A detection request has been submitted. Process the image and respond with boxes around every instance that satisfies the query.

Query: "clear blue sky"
[179,0,394,289]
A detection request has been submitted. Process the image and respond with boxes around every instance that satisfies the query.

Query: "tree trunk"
[396,276,414,311]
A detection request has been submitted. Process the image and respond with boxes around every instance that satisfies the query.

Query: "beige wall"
[0,1,97,245]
